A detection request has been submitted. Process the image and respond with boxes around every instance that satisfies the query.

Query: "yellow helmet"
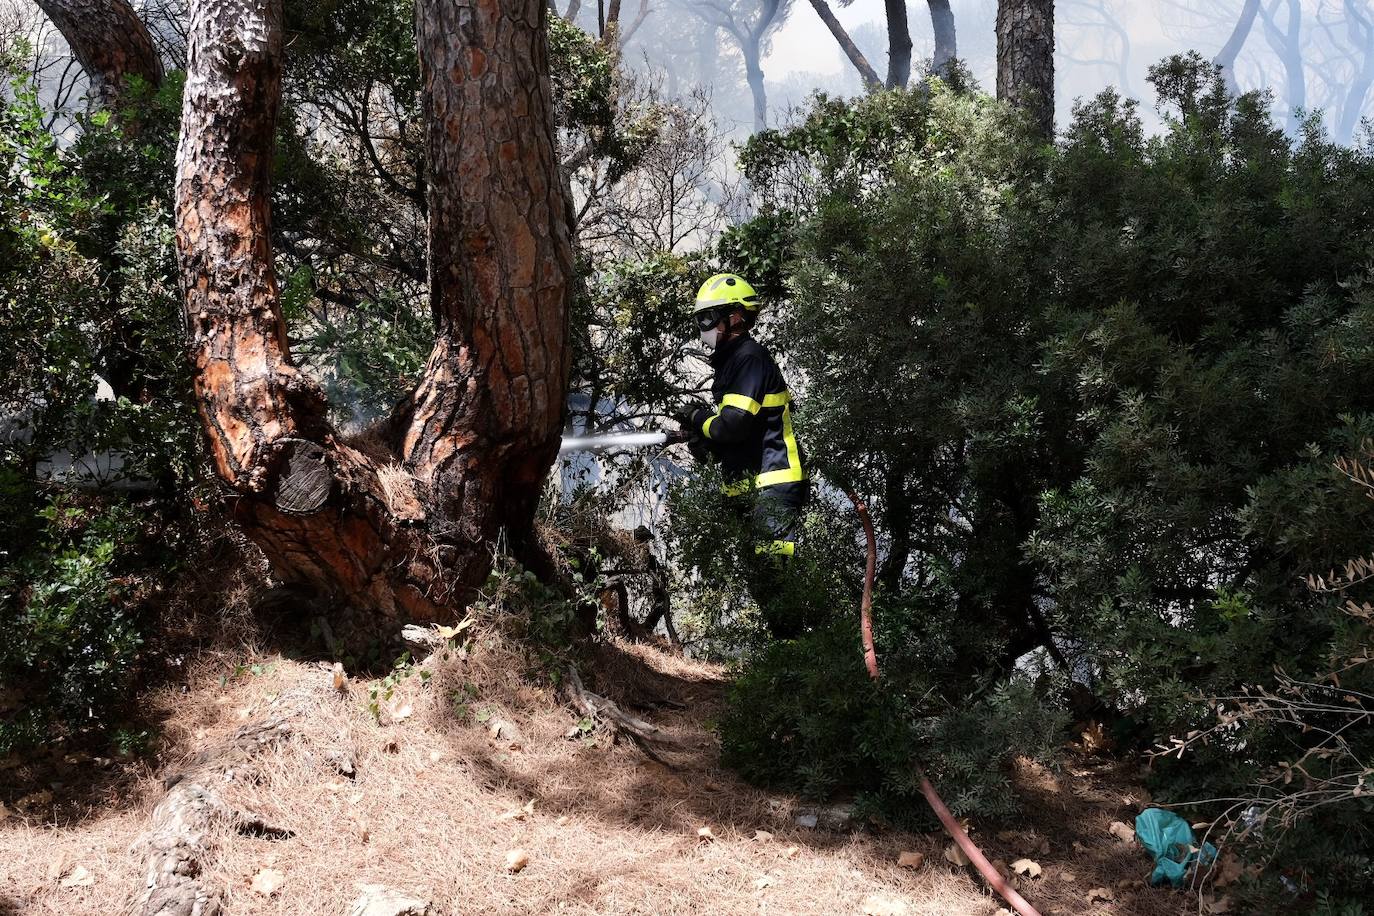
[692,273,759,318]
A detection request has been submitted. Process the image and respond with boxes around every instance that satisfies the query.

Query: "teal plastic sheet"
[1134,808,1218,887]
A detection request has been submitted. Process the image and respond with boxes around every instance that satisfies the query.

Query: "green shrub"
[707,54,1374,903]
[0,493,171,753]
[719,620,1067,826]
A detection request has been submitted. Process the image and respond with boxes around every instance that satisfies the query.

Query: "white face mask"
[700,325,722,350]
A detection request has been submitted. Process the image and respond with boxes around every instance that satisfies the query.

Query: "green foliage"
[0,492,177,753]
[0,67,196,487]
[705,56,1374,903]
[295,288,432,426]
[0,65,196,752]
[548,16,658,181]
[719,621,1067,826]
[366,651,428,722]
[569,250,711,429]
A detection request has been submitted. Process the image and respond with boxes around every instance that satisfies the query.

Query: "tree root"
[131,684,330,916]
[563,665,690,766]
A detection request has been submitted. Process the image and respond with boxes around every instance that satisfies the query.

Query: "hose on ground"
[844,490,1042,916]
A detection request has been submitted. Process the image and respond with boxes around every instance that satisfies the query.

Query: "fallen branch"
[130,684,330,916]
[563,664,689,765]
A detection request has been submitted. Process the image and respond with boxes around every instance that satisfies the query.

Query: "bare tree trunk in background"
[34,0,162,109]
[883,0,912,87]
[619,0,652,47]
[808,0,881,90]
[1337,0,1373,144]
[1215,0,1261,95]
[742,40,768,131]
[1260,0,1305,134]
[175,0,571,632]
[996,0,1055,138]
[927,0,957,79]
[685,0,786,133]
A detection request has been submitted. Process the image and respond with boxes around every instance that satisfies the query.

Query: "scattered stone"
[861,892,911,916]
[250,868,286,896]
[58,864,95,888]
[489,718,523,747]
[819,803,855,831]
[795,812,819,829]
[346,883,431,916]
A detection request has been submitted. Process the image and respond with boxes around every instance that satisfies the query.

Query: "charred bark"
[808,0,881,90]
[176,0,570,630]
[35,0,163,110]
[927,0,957,79]
[996,0,1054,138]
[883,0,912,88]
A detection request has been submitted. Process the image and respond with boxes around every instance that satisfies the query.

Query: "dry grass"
[1,630,1195,916]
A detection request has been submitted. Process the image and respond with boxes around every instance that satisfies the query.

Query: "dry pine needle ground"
[1,633,1193,915]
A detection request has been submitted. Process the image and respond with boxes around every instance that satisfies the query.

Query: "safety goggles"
[694,308,729,333]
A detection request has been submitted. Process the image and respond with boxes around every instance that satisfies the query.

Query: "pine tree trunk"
[34,0,162,109]
[927,0,957,79]
[743,42,768,132]
[884,0,912,88]
[398,0,574,575]
[175,0,570,633]
[996,0,1054,138]
[1214,0,1260,96]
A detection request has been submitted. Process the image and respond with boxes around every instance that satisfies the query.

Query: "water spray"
[558,431,671,454]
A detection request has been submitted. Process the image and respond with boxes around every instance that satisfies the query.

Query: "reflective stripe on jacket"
[692,335,807,497]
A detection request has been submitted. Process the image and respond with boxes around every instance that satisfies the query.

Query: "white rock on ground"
[346,884,431,916]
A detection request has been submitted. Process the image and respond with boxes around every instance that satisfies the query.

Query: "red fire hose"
[845,491,1042,916]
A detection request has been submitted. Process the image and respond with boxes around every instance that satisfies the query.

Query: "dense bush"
[699,54,1374,903]
[0,488,180,753]
[0,64,201,750]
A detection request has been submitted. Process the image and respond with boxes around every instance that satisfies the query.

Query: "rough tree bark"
[1215,0,1261,95]
[927,0,957,79]
[996,0,1055,138]
[175,0,571,631]
[397,0,574,572]
[807,0,881,90]
[34,0,163,109]
[883,0,912,88]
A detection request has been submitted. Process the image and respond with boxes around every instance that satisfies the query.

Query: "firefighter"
[677,272,812,639]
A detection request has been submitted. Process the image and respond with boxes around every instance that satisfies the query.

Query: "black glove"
[667,407,711,462]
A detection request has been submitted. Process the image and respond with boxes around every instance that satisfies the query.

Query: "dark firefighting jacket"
[690,334,807,502]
